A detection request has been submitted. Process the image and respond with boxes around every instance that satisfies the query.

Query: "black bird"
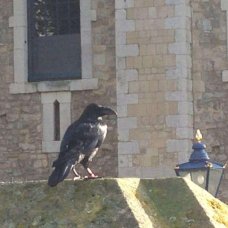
[48,103,117,187]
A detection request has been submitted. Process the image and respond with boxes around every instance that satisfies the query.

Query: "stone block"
[178,101,193,115]
[9,15,26,27]
[165,91,188,101]
[175,4,191,17]
[165,0,186,5]
[141,155,159,167]
[118,167,141,177]
[128,81,139,93]
[192,80,205,93]
[118,155,132,168]
[166,68,179,79]
[166,115,191,127]
[148,7,157,18]
[116,20,135,32]
[221,0,228,11]
[94,54,106,65]
[42,141,60,153]
[168,42,190,55]
[163,55,176,67]
[126,56,143,69]
[117,44,139,57]
[118,117,137,130]
[175,29,188,42]
[90,10,97,21]
[118,129,129,141]
[140,44,156,56]
[178,79,192,92]
[125,69,138,81]
[116,9,127,20]
[118,94,139,105]
[13,49,27,83]
[176,55,192,69]
[41,92,71,104]
[70,79,98,91]
[115,0,134,9]
[117,57,126,69]
[128,103,151,116]
[117,78,128,94]
[116,32,126,45]
[222,70,228,82]
[117,105,128,117]
[178,150,191,163]
[156,44,168,54]
[176,127,193,139]
[165,17,187,29]
[9,83,37,94]
[142,56,153,68]
[134,8,149,19]
[166,139,190,152]
[118,141,139,154]
[13,0,26,16]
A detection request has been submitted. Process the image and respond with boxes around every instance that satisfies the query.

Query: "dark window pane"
[70,18,80,33]
[58,2,68,18]
[59,20,69,34]
[70,1,80,18]
[28,0,81,81]
[31,0,80,37]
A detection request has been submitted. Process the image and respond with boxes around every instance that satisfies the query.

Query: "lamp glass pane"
[178,171,191,180]
[208,169,223,196]
[190,170,207,189]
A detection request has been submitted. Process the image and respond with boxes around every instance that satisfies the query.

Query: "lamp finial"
[195,129,203,142]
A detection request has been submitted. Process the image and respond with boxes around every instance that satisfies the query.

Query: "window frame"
[9,0,97,94]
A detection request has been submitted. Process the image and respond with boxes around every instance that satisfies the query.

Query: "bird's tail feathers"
[48,161,73,187]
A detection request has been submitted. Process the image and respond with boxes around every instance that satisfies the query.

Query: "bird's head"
[81,103,117,120]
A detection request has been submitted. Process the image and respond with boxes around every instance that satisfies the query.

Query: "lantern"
[175,130,226,197]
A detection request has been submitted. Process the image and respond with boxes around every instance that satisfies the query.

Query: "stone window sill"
[9,78,98,94]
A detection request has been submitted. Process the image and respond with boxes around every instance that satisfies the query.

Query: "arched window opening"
[54,100,60,141]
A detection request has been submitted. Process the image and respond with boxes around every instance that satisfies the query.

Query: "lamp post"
[175,129,226,197]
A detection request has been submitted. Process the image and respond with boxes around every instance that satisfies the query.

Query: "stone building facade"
[0,0,228,202]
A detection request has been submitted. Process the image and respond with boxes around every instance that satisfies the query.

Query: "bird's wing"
[59,123,99,157]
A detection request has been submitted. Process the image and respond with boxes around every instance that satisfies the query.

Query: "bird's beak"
[100,107,117,116]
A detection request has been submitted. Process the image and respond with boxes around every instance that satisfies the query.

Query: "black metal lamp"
[175,129,226,197]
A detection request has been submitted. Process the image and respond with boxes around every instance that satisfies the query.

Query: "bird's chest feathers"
[98,124,107,139]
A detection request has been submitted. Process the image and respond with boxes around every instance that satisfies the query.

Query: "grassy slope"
[0,178,227,227]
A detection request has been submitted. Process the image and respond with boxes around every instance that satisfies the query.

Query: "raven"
[48,103,117,187]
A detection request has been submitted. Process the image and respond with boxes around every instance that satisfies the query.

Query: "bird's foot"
[73,176,82,181]
[84,174,101,180]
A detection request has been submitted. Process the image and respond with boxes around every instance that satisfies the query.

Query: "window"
[41,92,71,152]
[9,0,97,94]
[27,0,81,81]
[10,0,97,152]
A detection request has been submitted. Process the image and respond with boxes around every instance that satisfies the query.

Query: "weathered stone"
[0,0,228,204]
[2,178,227,227]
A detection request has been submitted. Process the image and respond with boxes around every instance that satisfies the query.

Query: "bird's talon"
[73,176,81,181]
[84,175,99,179]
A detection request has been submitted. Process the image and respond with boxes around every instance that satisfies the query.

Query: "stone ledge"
[9,78,98,94]
[0,178,227,227]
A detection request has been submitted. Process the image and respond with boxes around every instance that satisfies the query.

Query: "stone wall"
[191,0,228,202]
[116,0,193,178]
[0,0,118,181]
